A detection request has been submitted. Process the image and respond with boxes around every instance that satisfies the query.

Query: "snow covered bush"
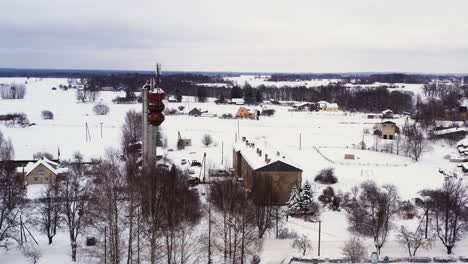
[292,234,312,256]
[41,110,54,120]
[287,186,301,215]
[93,103,110,115]
[318,186,341,211]
[202,133,213,146]
[251,254,261,264]
[398,200,417,220]
[314,167,338,184]
[22,246,42,264]
[0,83,26,99]
[277,227,298,239]
[341,237,367,263]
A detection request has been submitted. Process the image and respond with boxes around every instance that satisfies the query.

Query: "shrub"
[277,227,298,239]
[342,237,367,263]
[314,167,338,184]
[262,109,275,116]
[178,106,185,111]
[202,134,213,147]
[41,110,54,120]
[399,200,417,220]
[93,103,110,115]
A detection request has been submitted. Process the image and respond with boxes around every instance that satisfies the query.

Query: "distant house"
[231,98,245,105]
[381,109,394,119]
[16,157,67,185]
[317,101,339,111]
[189,108,202,116]
[233,138,302,204]
[236,107,256,119]
[167,95,178,103]
[379,120,400,140]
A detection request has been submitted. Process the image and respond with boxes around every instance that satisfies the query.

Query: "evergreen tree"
[287,186,301,216]
[231,86,242,99]
[175,88,183,102]
[300,181,315,215]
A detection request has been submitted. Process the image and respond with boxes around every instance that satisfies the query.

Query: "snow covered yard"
[1,77,467,263]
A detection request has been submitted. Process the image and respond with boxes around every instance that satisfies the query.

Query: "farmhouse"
[16,156,67,184]
[233,138,302,204]
[379,120,400,140]
[237,107,256,119]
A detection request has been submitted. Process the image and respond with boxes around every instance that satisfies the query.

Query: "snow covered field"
[0,77,466,263]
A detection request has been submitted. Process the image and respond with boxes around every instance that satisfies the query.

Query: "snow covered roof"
[382,109,393,114]
[381,120,396,124]
[433,127,467,136]
[458,138,468,147]
[232,98,245,104]
[327,103,338,108]
[233,138,302,171]
[17,156,59,176]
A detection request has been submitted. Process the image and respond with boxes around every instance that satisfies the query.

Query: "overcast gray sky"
[1,0,467,73]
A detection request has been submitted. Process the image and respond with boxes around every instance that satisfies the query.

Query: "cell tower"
[142,63,166,172]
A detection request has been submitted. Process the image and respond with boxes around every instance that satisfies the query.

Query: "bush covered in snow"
[93,103,110,115]
[0,83,26,99]
[41,110,54,120]
[277,227,298,239]
[202,133,213,146]
[314,167,338,184]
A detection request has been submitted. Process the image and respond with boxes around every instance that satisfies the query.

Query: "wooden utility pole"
[221,141,224,165]
[100,122,103,139]
[299,132,302,150]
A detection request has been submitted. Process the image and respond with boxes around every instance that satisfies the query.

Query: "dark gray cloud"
[1,0,467,73]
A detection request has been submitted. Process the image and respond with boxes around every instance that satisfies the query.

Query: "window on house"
[383,135,388,139]
[389,135,394,140]
[45,176,49,182]
[33,176,39,182]
[39,168,44,174]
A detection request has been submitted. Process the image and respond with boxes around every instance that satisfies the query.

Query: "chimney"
[251,143,255,148]
[265,154,268,162]
[276,151,280,156]
[259,150,262,156]
[242,137,246,142]
[246,140,249,146]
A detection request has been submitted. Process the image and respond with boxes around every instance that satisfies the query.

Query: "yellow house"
[381,120,400,140]
[17,157,62,184]
[236,107,256,119]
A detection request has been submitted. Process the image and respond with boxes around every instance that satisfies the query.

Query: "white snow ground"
[0,77,466,263]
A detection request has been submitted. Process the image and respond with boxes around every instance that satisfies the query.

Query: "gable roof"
[256,160,302,172]
[22,157,58,176]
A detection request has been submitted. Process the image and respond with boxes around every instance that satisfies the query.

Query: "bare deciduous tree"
[397,226,432,257]
[292,234,312,256]
[60,163,91,262]
[421,179,468,254]
[345,181,400,254]
[0,130,25,242]
[342,237,367,263]
[38,182,61,244]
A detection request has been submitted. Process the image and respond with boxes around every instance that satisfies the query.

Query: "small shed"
[189,108,202,116]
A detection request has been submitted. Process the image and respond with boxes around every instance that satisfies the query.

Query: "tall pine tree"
[300,181,315,215]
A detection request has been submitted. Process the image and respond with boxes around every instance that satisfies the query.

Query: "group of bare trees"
[344,181,400,254]
[0,83,26,99]
[344,179,468,256]
[0,130,26,243]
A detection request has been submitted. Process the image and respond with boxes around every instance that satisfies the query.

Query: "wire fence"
[312,146,411,167]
